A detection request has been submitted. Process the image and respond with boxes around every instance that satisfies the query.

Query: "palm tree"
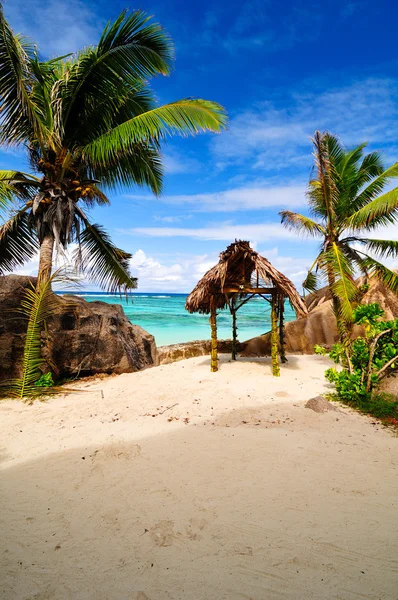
[0,8,227,291]
[280,131,398,338]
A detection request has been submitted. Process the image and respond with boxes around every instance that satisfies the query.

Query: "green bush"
[34,372,54,388]
[317,303,398,414]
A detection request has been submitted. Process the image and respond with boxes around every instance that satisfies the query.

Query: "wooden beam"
[223,286,275,294]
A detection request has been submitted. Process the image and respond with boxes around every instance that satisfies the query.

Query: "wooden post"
[271,292,280,377]
[210,306,218,372]
[279,295,287,363]
[231,308,237,360]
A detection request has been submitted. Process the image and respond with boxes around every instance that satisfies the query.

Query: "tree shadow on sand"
[1,411,397,600]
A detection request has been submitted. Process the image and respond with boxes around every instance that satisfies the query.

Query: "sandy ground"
[1,354,398,600]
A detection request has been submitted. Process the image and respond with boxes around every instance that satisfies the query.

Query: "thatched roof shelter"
[186,240,307,316]
[185,240,307,376]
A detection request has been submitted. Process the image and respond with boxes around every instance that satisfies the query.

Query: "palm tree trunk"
[327,267,347,343]
[37,234,54,286]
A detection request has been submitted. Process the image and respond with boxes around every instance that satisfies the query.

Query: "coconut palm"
[280,131,398,337]
[0,8,227,291]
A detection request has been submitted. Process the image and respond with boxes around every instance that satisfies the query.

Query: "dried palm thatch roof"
[185,240,307,317]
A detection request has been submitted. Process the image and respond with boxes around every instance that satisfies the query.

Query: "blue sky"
[3,0,398,291]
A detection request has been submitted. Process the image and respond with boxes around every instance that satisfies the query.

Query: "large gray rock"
[0,275,158,382]
[241,276,398,356]
[158,339,243,364]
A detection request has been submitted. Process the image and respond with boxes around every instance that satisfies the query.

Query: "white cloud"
[129,249,219,292]
[213,79,398,170]
[126,222,297,242]
[5,0,103,57]
[130,249,183,283]
[129,247,314,293]
[153,216,182,223]
[127,184,306,212]
[162,148,201,175]
[256,246,316,287]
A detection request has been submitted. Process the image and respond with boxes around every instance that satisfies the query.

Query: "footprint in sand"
[150,520,175,547]
[185,518,207,541]
[150,518,208,546]
[89,444,141,469]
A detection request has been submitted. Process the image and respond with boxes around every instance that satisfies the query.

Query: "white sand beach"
[1,354,398,600]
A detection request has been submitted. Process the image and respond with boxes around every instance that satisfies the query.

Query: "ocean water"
[63,292,297,346]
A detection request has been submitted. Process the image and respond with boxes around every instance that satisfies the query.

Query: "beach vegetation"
[280,131,398,342]
[315,303,398,428]
[0,7,227,291]
[0,269,78,399]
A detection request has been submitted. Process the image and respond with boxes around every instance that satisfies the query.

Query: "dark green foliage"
[317,303,398,426]
[325,368,368,404]
[0,7,227,290]
[34,372,54,388]
[280,131,398,337]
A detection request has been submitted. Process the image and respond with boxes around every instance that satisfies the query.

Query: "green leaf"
[88,142,164,195]
[279,210,325,237]
[0,207,39,273]
[324,242,358,322]
[58,9,175,139]
[0,7,45,145]
[361,238,398,259]
[360,256,398,294]
[74,208,137,293]
[82,99,227,169]
[349,185,398,230]
[302,270,319,293]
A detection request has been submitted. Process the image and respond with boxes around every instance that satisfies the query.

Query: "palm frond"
[87,141,164,195]
[0,7,45,145]
[349,186,398,230]
[351,161,398,214]
[302,270,319,293]
[58,9,174,140]
[339,240,370,274]
[0,207,39,273]
[279,210,325,237]
[360,255,398,293]
[324,132,347,164]
[323,242,358,322]
[0,169,40,210]
[307,131,339,220]
[28,54,61,146]
[354,238,398,259]
[356,151,385,185]
[82,99,227,172]
[74,208,137,293]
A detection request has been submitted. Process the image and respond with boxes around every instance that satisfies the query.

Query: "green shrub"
[317,303,398,425]
[34,372,54,388]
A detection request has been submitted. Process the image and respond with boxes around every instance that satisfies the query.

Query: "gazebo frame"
[185,241,307,376]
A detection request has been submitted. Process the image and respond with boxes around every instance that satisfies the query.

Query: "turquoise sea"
[67,292,297,346]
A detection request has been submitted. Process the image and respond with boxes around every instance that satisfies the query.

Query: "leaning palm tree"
[280,131,398,338]
[0,7,227,291]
